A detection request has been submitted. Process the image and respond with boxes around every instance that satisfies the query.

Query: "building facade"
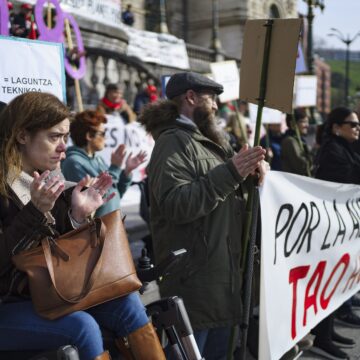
[165,0,298,59]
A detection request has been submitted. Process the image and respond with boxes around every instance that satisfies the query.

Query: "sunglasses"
[93,130,106,138]
[343,121,360,128]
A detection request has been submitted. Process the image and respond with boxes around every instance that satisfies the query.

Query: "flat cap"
[165,72,223,99]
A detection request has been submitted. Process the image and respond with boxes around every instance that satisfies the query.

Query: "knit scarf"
[101,97,124,110]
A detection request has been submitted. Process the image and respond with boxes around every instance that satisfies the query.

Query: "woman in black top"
[312,107,360,360]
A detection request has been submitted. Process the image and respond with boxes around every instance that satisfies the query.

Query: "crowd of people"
[0,70,359,360]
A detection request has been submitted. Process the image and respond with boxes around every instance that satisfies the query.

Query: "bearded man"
[139,72,267,359]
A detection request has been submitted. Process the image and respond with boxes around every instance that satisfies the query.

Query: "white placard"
[97,114,154,183]
[294,75,318,107]
[0,36,66,103]
[249,103,284,124]
[210,60,240,103]
[259,171,360,359]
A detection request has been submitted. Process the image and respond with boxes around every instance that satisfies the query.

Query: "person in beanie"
[139,72,268,359]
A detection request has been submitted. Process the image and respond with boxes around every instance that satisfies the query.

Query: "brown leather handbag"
[12,209,142,320]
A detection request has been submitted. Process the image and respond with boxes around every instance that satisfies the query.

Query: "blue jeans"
[194,327,232,360]
[0,293,148,360]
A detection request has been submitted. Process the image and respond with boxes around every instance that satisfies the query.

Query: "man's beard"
[193,105,228,147]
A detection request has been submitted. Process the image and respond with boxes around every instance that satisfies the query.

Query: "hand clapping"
[30,171,65,214]
[70,172,114,223]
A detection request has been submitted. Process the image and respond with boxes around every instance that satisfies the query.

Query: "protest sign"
[210,60,240,103]
[259,171,360,359]
[294,75,318,107]
[98,114,154,183]
[240,19,301,113]
[249,103,284,124]
[0,36,66,103]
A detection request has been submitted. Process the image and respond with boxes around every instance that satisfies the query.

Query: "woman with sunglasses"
[315,106,360,183]
[311,107,360,360]
[62,110,146,217]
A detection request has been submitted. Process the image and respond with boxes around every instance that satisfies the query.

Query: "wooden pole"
[47,3,52,28]
[64,18,84,111]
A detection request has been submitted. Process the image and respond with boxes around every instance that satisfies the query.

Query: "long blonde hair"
[0,92,70,197]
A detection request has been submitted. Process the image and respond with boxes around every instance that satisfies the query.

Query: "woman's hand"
[71,172,114,223]
[125,150,147,176]
[111,144,127,168]
[30,171,65,214]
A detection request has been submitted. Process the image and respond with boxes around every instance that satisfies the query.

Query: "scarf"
[101,97,124,110]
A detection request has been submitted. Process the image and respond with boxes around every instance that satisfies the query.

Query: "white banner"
[97,114,154,183]
[0,36,66,103]
[259,172,360,359]
[210,60,240,103]
[125,28,189,70]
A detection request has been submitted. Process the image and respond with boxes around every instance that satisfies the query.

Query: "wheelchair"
[0,249,204,360]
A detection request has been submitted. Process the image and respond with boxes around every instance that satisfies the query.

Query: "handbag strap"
[42,220,105,304]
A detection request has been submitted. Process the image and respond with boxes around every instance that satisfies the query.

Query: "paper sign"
[240,19,302,113]
[294,75,317,107]
[249,103,284,124]
[210,60,240,103]
[0,36,66,103]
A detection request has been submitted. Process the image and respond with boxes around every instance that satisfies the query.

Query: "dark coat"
[315,135,360,184]
[140,101,246,330]
[0,189,73,298]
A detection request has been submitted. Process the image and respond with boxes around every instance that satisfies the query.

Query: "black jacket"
[0,189,73,297]
[315,135,360,184]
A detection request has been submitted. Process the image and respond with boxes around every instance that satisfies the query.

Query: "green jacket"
[140,101,246,330]
[281,132,312,176]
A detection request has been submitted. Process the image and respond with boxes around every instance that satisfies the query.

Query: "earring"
[335,132,340,136]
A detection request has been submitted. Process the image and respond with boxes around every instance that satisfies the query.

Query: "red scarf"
[101,97,123,110]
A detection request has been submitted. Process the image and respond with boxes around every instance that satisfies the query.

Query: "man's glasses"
[343,121,360,128]
[196,92,218,103]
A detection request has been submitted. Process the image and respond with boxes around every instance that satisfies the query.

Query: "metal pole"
[328,29,360,107]
[345,41,350,107]
[306,1,315,74]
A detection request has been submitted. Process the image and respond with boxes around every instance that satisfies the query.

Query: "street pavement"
[123,201,360,360]
[301,316,360,360]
